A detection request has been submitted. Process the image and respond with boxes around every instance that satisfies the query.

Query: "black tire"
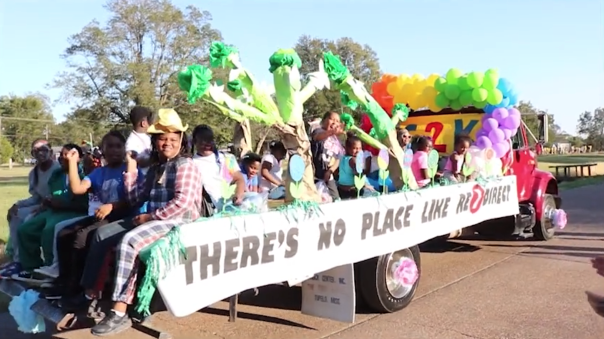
[356,245,421,313]
[534,194,556,241]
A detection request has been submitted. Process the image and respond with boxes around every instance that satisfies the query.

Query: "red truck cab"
[401,107,561,240]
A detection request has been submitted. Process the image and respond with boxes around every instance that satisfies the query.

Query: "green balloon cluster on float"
[433,68,503,110]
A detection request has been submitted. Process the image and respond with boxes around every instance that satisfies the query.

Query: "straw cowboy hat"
[147,108,189,134]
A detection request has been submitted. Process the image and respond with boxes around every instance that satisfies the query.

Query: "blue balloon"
[497,78,513,96]
[507,90,518,106]
[484,104,497,114]
[494,97,510,108]
[288,154,305,182]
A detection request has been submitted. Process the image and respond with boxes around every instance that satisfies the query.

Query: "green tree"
[294,35,382,120]
[0,94,55,161]
[517,101,558,145]
[0,136,14,164]
[576,107,604,150]
[51,0,232,141]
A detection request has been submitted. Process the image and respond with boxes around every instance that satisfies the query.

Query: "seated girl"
[311,111,345,200]
[337,135,363,199]
[34,149,102,281]
[42,131,142,299]
[443,135,472,183]
[11,144,89,282]
[240,153,262,192]
[1,139,60,278]
[64,109,203,336]
[411,136,432,188]
[191,124,245,206]
[259,140,286,197]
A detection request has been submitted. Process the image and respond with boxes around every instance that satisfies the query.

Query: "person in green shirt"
[10,143,89,283]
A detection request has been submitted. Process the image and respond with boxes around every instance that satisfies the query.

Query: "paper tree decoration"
[427,150,440,183]
[288,154,305,199]
[354,151,367,198]
[377,148,390,194]
[219,160,237,211]
[483,147,495,177]
[462,152,475,180]
[401,149,414,188]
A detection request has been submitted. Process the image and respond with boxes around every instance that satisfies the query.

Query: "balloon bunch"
[371,73,441,112]
[483,77,519,114]
[433,68,509,111]
[475,107,521,158]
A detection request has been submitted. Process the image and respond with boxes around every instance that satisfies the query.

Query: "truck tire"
[534,194,556,241]
[356,245,421,313]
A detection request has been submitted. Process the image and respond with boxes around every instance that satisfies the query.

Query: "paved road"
[3,184,604,339]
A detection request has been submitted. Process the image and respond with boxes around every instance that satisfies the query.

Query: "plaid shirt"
[124,157,202,221]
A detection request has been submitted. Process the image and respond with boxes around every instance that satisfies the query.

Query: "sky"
[0,0,602,134]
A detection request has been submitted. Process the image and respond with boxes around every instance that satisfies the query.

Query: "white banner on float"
[157,176,519,317]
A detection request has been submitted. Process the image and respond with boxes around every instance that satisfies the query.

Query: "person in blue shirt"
[240,153,261,192]
[44,131,142,300]
[337,135,363,200]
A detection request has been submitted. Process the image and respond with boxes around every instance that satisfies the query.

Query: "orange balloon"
[381,74,397,83]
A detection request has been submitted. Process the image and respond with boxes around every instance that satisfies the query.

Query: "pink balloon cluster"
[475,107,521,158]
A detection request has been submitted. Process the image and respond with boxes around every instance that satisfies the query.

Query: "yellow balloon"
[396,74,410,86]
[401,83,414,97]
[411,73,425,82]
[427,73,440,86]
[428,102,442,113]
[386,81,399,96]
[393,93,407,104]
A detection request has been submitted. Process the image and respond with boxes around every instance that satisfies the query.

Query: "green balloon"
[450,99,463,111]
[482,69,499,89]
[446,68,463,85]
[486,88,503,105]
[458,75,471,91]
[434,77,447,92]
[467,71,484,89]
[459,90,473,107]
[444,84,461,100]
[474,100,487,109]
[435,92,450,108]
[471,88,488,102]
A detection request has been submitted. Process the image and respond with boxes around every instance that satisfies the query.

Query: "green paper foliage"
[227,79,243,93]
[289,181,302,199]
[340,91,359,110]
[220,181,237,201]
[354,175,366,191]
[209,42,237,68]
[391,103,410,122]
[379,169,390,181]
[178,65,213,104]
[401,168,411,184]
[322,51,350,85]
[340,113,355,130]
[462,153,475,177]
[269,49,302,73]
[427,149,439,178]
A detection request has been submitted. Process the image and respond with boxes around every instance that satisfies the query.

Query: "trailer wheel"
[356,245,421,313]
[534,194,556,241]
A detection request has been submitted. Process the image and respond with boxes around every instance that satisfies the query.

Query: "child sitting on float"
[239,152,262,192]
[442,134,472,183]
[191,124,246,207]
[411,136,432,188]
[310,112,346,200]
[259,140,286,199]
[337,135,364,199]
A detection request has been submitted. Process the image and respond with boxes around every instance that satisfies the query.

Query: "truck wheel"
[534,194,556,241]
[356,245,421,313]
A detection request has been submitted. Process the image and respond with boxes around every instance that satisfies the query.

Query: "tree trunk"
[276,123,320,203]
[232,120,252,159]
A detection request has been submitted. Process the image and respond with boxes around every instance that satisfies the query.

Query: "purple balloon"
[488,128,505,144]
[492,108,509,122]
[476,128,488,138]
[493,141,510,158]
[502,128,512,140]
[508,107,520,118]
[476,135,492,149]
[483,118,499,132]
[503,114,521,130]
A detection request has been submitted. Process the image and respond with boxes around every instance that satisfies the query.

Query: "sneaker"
[34,264,59,279]
[91,311,132,336]
[0,262,22,279]
[39,286,64,300]
[11,270,53,284]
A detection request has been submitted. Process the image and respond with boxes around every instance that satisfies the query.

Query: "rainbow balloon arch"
[369,68,521,159]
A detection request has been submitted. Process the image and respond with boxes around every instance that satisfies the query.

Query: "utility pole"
[43,124,50,140]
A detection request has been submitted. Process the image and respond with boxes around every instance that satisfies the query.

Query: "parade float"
[1,45,568,335]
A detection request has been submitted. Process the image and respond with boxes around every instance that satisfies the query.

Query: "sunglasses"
[402,135,411,138]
